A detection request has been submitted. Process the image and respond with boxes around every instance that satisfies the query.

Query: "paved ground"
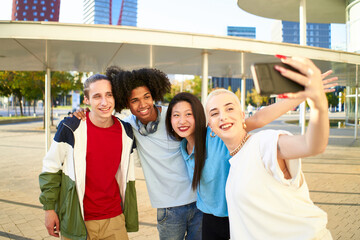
[0,112,359,240]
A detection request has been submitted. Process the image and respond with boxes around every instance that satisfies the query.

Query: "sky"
[0,0,347,49]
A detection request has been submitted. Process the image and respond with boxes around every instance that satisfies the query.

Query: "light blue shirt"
[180,127,230,217]
[125,106,196,208]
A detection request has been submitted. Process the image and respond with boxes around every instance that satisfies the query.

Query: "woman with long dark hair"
[165,92,207,191]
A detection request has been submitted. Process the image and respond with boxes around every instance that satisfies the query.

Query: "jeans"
[157,202,203,240]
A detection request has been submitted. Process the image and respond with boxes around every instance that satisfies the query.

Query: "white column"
[201,50,209,106]
[240,52,246,111]
[45,42,51,151]
[338,92,342,112]
[149,45,154,68]
[299,0,307,135]
[355,65,359,139]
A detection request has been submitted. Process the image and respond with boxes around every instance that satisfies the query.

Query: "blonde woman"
[205,57,332,240]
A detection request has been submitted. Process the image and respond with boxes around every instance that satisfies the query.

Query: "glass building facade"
[282,21,331,49]
[211,77,254,96]
[227,26,256,39]
[83,0,137,26]
[11,0,60,22]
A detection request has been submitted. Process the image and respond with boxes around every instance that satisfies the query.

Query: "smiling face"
[206,91,245,143]
[128,86,157,125]
[171,101,196,141]
[83,79,114,126]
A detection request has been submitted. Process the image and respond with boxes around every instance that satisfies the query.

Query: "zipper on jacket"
[62,121,87,237]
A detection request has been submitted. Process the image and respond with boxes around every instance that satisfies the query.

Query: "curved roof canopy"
[0,21,358,86]
[2,21,358,150]
[237,0,346,23]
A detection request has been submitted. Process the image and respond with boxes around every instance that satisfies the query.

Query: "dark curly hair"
[106,66,171,113]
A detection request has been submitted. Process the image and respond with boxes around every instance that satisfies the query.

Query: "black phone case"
[251,62,305,96]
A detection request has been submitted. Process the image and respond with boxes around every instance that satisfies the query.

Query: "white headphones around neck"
[135,105,161,136]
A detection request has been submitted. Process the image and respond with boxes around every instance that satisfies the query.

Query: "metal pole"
[201,50,209,106]
[355,65,359,140]
[45,41,51,151]
[240,52,246,111]
[149,45,154,68]
[299,0,307,135]
[7,96,10,116]
[338,92,342,112]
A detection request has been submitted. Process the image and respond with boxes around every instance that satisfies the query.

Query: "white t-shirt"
[226,130,332,240]
[124,106,196,208]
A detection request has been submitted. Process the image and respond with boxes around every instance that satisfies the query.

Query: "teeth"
[179,126,189,130]
[221,123,232,129]
[140,109,148,113]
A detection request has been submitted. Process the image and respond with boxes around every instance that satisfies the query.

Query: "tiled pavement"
[0,112,359,240]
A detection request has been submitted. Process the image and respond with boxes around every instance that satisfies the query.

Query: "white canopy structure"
[0,21,359,150]
[237,0,346,24]
[237,0,360,138]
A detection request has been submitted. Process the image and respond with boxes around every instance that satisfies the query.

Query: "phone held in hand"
[251,62,304,96]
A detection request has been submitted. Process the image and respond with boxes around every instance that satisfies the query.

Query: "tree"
[182,75,208,99]
[164,75,211,102]
[0,71,32,116]
[0,71,83,120]
[326,92,338,108]
[235,88,241,101]
[246,88,268,108]
[22,71,45,114]
[51,71,83,99]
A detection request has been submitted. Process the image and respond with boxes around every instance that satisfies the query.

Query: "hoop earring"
[243,122,247,129]
[210,130,216,138]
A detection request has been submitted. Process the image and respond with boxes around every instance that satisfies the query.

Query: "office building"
[83,0,137,26]
[211,77,254,95]
[281,21,331,49]
[227,26,256,39]
[12,0,61,22]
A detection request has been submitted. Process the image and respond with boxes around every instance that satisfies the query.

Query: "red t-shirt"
[83,112,123,220]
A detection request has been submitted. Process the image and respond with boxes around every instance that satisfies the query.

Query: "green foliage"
[164,75,211,102]
[51,71,83,97]
[0,71,31,115]
[235,88,241,100]
[246,88,268,107]
[326,88,346,108]
[0,71,83,116]
[326,92,338,106]
[0,72,12,97]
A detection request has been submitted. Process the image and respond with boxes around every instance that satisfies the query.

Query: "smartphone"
[251,62,304,96]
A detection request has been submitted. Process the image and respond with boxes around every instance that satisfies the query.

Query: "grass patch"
[53,105,73,110]
[285,119,346,128]
[0,116,39,120]
[0,115,43,124]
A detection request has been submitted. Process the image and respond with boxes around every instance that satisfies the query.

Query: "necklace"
[229,133,251,156]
